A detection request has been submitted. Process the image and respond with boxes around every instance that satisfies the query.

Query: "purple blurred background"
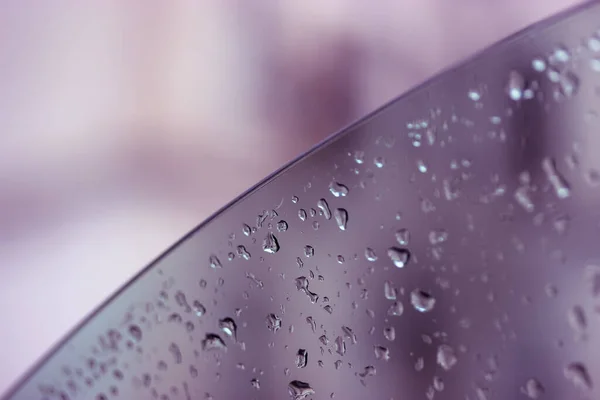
[0,0,582,392]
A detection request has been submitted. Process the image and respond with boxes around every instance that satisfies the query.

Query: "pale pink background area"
[0,0,582,393]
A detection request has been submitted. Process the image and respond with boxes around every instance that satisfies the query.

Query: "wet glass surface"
[5,2,600,399]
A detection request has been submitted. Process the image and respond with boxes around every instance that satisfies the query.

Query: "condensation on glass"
[5,2,600,399]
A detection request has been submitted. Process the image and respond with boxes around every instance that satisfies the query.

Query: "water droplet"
[551,46,570,63]
[251,378,260,390]
[415,357,424,371]
[588,36,600,52]
[387,301,404,317]
[262,232,280,254]
[542,157,570,199]
[298,209,307,221]
[292,196,299,204]
[374,346,390,361]
[567,305,587,334]
[417,160,428,173]
[334,208,348,231]
[383,326,396,341]
[387,247,411,268]
[219,317,237,341]
[590,58,600,72]
[323,305,334,314]
[365,248,377,262]
[564,362,592,391]
[468,89,481,101]
[129,325,142,342]
[335,336,346,356]
[374,157,385,168]
[359,365,376,378]
[428,229,448,245]
[319,335,329,345]
[384,281,397,300]
[266,313,282,332]
[242,224,252,236]
[532,58,546,72]
[304,245,315,257]
[288,380,315,400]
[353,151,365,164]
[433,376,444,392]
[521,378,544,399]
[201,333,227,351]
[436,344,458,371]
[329,182,349,197]
[507,70,525,101]
[168,343,182,364]
[317,199,332,220]
[410,289,436,312]
[295,276,319,303]
[209,255,222,269]
[395,229,410,246]
[236,245,251,260]
[514,186,535,212]
[277,220,289,232]
[296,349,308,368]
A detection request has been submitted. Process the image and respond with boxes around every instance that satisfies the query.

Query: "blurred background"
[0,0,582,393]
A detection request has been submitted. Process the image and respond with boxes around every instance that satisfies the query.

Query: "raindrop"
[415,357,424,371]
[384,281,397,300]
[359,365,376,378]
[298,209,307,221]
[192,300,206,317]
[292,196,299,204]
[383,326,396,341]
[374,346,390,361]
[329,182,349,197]
[342,326,357,344]
[374,157,385,168]
[334,208,348,231]
[209,255,222,269]
[551,46,570,63]
[317,199,332,220]
[242,224,252,236]
[507,70,525,101]
[296,349,308,368]
[319,335,329,345]
[436,344,458,371]
[395,229,410,246]
[277,220,289,232]
[251,378,260,390]
[387,247,411,268]
[304,245,315,257]
[387,301,404,317]
[335,336,346,356]
[564,362,592,391]
[324,305,334,314]
[365,248,378,262]
[129,325,142,342]
[266,313,282,332]
[353,151,365,164]
[236,245,251,260]
[428,230,448,245]
[542,157,570,199]
[168,343,182,364]
[410,289,436,312]
[532,58,546,72]
[201,334,227,352]
[175,291,191,312]
[468,89,481,101]
[514,186,534,212]
[521,378,544,399]
[567,305,587,333]
[433,376,444,392]
[417,160,428,173]
[262,232,280,254]
[288,380,315,400]
[587,36,600,52]
[219,317,237,341]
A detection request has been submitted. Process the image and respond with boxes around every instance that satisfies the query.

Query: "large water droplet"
[334,208,348,231]
[410,289,436,312]
[266,313,282,332]
[317,199,332,220]
[262,232,280,254]
[387,247,411,268]
[329,182,349,197]
[542,157,570,199]
[209,255,222,269]
[521,378,544,399]
[219,317,237,341]
[201,333,227,351]
[564,362,592,391]
[436,344,458,371]
[295,349,308,368]
[288,380,315,400]
[387,301,404,317]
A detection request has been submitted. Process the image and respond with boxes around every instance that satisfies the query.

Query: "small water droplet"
[387,301,404,317]
[329,182,349,197]
[296,349,308,368]
[353,151,365,164]
[358,365,376,378]
[468,89,481,101]
[251,378,260,390]
[374,157,385,168]
[542,157,570,199]
[384,281,397,300]
[277,220,289,232]
[428,229,448,245]
[242,224,252,236]
[507,70,525,101]
[292,196,299,204]
[317,199,332,220]
[587,36,600,52]
[521,378,544,399]
[334,208,348,231]
[532,58,546,72]
[168,343,182,364]
[551,46,570,63]
[335,336,346,356]
[219,317,237,341]
[236,245,251,260]
[192,300,206,317]
[383,326,396,341]
[129,325,142,342]
[266,313,282,332]
[564,362,592,391]
[209,255,222,269]
[410,289,436,312]
[387,247,411,268]
[304,245,315,257]
[374,346,390,361]
[515,186,535,212]
[298,209,307,221]
[365,248,377,262]
[395,229,410,246]
[201,334,227,351]
[288,380,315,400]
[568,305,587,334]
[417,160,428,173]
[415,357,424,371]
[436,344,458,371]
[263,232,280,254]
